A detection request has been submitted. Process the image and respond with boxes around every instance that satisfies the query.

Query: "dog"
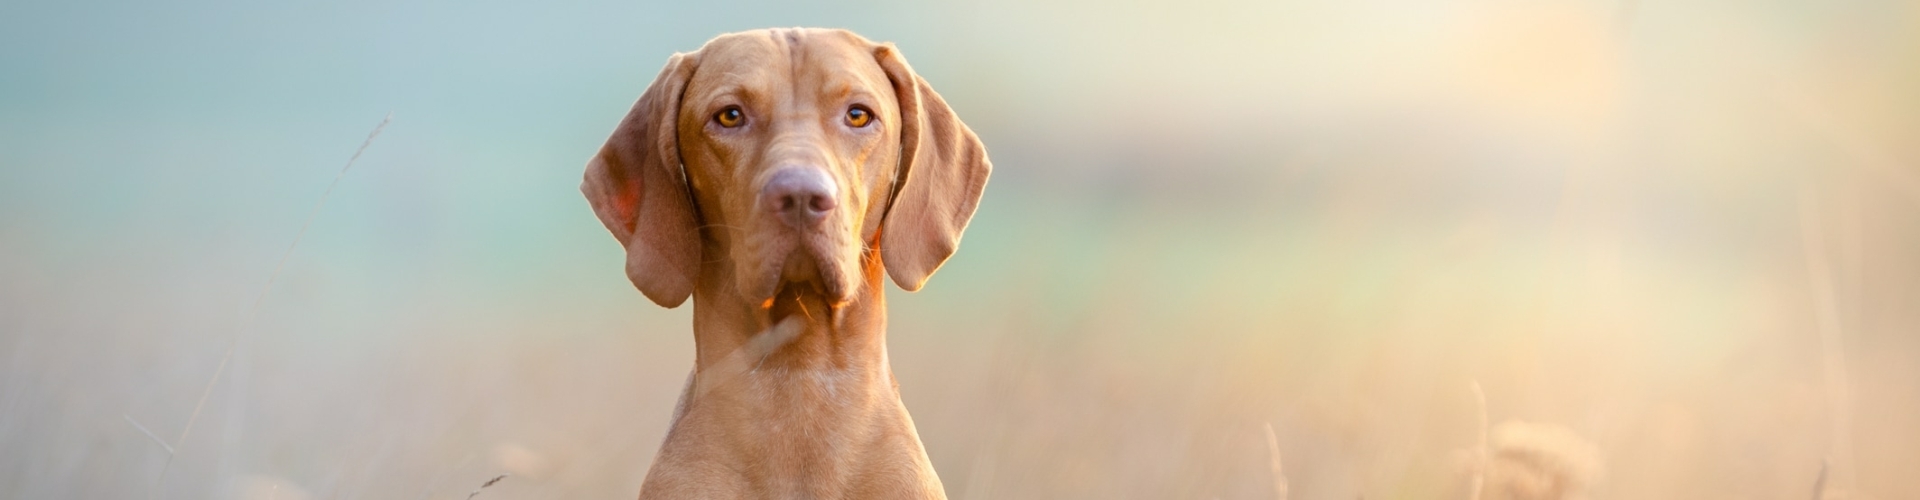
[581,28,989,499]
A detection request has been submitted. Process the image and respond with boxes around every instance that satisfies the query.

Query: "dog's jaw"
[734,213,865,319]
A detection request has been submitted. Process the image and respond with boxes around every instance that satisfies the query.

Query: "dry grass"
[464,474,507,500]
[126,113,393,500]
[1264,423,1288,500]
[1475,421,1604,500]
[4,2,1919,499]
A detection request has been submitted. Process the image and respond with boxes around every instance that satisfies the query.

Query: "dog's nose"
[762,167,837,227]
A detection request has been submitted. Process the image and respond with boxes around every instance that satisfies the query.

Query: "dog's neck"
[688,249,892,387]
[668,247,944,497]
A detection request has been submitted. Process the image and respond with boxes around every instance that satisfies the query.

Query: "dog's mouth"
[755,246,849,325]
[762,281,820,329]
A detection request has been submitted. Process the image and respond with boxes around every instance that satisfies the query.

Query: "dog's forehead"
[688,29,889,97]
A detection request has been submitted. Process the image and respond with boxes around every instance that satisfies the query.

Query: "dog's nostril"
[808,194,836,212]
[779,192,823,215]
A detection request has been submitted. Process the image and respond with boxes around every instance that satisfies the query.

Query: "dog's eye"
[845,106,872,128]
[714,107,744,128]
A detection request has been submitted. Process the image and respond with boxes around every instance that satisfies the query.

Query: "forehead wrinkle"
[688,62,782,112]
[693,34,787,95]
[819,82,871,103]
[837,73,892,115]
[691,84,748,104]
[783,29,802,81]
[788,31,885,93]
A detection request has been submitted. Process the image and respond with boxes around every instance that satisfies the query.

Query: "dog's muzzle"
[761,167,837,229]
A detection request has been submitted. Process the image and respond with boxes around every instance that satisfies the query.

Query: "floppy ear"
[582,52,702,308]
[874,44,992,292]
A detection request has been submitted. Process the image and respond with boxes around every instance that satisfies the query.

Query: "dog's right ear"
[582,52,701,308]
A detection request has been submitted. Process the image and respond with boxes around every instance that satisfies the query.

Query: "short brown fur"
[582,28,990,499]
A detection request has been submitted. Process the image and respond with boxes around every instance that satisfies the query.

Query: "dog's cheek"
[856,163,891,241]
[733,233,777,301]
[831,221,865,299]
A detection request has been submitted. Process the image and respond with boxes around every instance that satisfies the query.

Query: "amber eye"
[845,106,873,128]
[714,107,744,128]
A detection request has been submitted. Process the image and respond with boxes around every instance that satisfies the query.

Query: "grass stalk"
[1263,423,1288,500]
[140,113,391,500]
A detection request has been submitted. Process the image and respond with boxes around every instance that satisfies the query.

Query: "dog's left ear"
[582,52,702,308]
[874,43,991,292]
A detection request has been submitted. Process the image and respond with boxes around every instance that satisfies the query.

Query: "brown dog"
[581,28,989,499]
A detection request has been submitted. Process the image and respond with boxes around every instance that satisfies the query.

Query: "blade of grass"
[466,474,508,500]
[124,414,175,456]
[145,112,391,500]
[1798,191,1856,496]
[1263,423,1288,500]
[1468,381,1488,500]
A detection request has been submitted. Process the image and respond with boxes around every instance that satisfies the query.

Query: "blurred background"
[3,0,1918,498]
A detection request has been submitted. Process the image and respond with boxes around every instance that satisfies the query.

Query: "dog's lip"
[764,273,851,328]
[779,250,823,283]
[762,246,847,301]
[753,253,852,333]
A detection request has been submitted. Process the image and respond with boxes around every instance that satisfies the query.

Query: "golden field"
[2,0,1917,498]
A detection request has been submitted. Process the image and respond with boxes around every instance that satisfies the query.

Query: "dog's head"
[583,28,989,311]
